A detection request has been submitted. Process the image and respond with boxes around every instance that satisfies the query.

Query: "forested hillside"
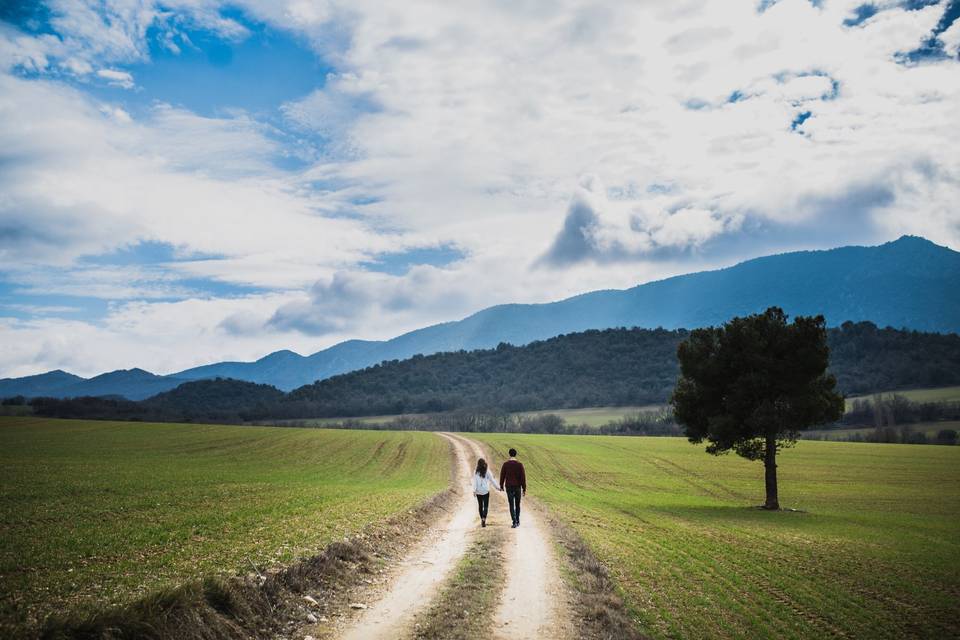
[283,321,960,416]
[24,321,960,422]
[283,328,684,416]
[6,235,958,400]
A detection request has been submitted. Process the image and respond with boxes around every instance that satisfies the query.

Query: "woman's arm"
[487,470,501,491]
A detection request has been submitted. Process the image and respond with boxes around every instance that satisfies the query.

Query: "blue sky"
[0,0,958,377]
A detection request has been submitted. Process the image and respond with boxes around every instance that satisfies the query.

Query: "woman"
[472,457,501,527]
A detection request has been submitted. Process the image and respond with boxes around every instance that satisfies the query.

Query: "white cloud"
[96,67,134,88]
[0,293,311,377]
[1,0,959,377]
[0,73,391,284]
[267,266,476,336]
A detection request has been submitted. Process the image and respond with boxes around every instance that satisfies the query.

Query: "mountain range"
[3,235,959,400]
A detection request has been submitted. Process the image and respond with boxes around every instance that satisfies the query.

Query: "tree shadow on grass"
[646,503,842,530]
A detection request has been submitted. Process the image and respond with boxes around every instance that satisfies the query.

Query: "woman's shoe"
[481,518,486,527]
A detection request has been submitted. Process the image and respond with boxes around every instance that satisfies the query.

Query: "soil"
[329,432,575,640]
[332,433,481,640]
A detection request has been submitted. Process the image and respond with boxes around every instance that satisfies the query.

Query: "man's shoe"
[511,522,517,528]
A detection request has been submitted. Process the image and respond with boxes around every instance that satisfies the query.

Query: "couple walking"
[472,448,526,528]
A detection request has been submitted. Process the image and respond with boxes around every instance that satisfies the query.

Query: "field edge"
[26,435,460,640]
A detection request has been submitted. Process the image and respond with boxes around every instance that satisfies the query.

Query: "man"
[499,447,526,528]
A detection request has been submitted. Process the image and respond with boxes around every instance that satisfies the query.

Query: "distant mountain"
[3,235,959,399]
[29,322,960,423]
[62,368,186,401]
[175,235,960,390]
[0,368,185,401]
[0,370,83,398]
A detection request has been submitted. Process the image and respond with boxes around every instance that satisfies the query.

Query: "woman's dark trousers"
[476,493,490,519]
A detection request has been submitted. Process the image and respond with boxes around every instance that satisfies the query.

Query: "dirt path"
[453,435,575,640]
[336,433,478,640]
[334,432,573,640]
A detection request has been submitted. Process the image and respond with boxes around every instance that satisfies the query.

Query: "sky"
[0,0,958,378]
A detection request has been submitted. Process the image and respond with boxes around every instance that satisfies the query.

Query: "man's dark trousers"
[506,486,522,524]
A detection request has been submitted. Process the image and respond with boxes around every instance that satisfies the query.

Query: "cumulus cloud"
[0,293,312,377]
[0,72,388,283]
[540,175,744,266]
[267,266,475,336]
[2,0,960,376]
[0,0,254,77]
[95,67,134,88]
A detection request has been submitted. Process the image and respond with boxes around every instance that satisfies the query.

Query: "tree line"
[15,320,960,424]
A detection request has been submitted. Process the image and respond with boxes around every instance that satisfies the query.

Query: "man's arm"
[520,462,526,493]
[499,462,506,490]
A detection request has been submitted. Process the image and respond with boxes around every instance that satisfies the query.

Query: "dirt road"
[334,432,572,640]
[460,437,574,640]
[336,433,477,640]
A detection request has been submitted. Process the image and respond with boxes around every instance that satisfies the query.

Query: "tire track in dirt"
[335,433,479,640]
[452,434,575,640]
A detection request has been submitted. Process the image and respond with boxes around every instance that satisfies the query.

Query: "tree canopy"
[671,307,845,509]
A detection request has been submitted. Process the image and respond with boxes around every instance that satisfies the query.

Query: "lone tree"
[670,307,844,510]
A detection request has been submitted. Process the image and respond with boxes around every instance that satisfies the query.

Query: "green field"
[804,420,960,441]
[472,433,960,639]
[268,387,960,430]
[273,413,420,427]
[0,417,448,633]
[515,405,664,426]
[276,405,664,428]
[846,385,960,408]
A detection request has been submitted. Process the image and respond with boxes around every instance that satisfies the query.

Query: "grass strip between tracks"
[410,525,505,640]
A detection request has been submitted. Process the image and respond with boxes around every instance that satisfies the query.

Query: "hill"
[281,321,960,417]
[61,368,185,401]
[28,321,960,422]
[0,370,82,398]
[142,378,286,421]
[170,235,960,389]
[4,235,959,399]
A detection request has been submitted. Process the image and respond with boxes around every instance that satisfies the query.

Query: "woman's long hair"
[475,458,487,477]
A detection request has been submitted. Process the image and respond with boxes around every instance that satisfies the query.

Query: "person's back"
[499,448,526,528]
[472,457,499,527]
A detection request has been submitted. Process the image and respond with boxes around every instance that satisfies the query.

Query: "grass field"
[275,413,421,426]
[278,405,665,428]
[803,420,960,441]
[272,386,960,429]
[0,417,449,634]
[845,385,960,408]
[472,433,960,639]
[515,405,664,426]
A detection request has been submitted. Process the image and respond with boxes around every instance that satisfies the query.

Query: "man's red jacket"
[499,459,526,491]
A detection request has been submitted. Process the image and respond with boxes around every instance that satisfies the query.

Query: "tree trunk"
[763,435,779,510]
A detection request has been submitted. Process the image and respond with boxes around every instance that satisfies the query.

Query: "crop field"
[0,417,448,634]
[803,420,960,441]
[846,385,960,408]
[274,413,424,427]
[270,387,960,430]
[514,405,664,426]
[277,405,665,428]
[472,433,960,639]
